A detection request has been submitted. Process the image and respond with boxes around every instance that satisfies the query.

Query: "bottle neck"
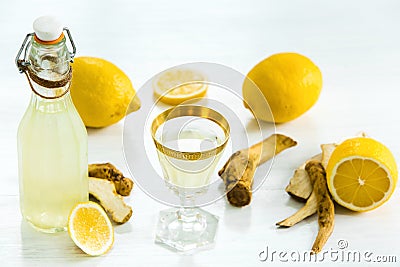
[30,90,73,113]
[27,36,71,99]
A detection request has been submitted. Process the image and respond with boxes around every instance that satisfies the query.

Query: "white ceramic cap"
[33,16,63,41]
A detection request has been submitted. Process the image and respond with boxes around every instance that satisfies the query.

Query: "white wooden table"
[1,0,400,266]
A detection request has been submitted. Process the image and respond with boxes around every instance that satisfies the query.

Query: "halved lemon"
[153,69,208,105]
[326,137,398,212]
[68,201,114,256]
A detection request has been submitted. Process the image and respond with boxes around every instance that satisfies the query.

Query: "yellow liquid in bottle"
[18,93,88,232]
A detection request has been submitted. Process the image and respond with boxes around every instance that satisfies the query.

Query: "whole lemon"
[70,57,141,128]
[243,53,322,123]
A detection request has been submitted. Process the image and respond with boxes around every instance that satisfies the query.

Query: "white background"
[1,0,400,266]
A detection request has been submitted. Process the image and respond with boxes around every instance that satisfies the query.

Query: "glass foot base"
[155,207,218,252]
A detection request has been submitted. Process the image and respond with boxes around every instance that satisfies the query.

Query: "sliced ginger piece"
[285,154,321,200]
[320,143,337,169]
[89,163,134,196]
[89,177,132,224]
[276,191,317,227]
[286,143,339,200]
[279,154,321,227]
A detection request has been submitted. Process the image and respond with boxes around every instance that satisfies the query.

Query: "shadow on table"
[20,220,99,264]
[114,220,133,234]
[334,204,364,216]
[216,181,252,231]
[222,202,252,232]
[245,117,275,133]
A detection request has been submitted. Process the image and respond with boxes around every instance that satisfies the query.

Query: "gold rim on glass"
[151,105,230,161]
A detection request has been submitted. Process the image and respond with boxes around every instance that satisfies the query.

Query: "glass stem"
[178,194,198,225]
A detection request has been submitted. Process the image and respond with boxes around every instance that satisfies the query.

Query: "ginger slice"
[276,191,317,227]
[219,134,297,207]
[285,143,337,200]
[89,163,134,196]
[305,161,335,254]
[89,177,133,224]
[285,154,321,200]
[320,143,337,169]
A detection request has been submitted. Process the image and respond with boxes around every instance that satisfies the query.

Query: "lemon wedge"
[326,137,397,212]
[68,201,114,256]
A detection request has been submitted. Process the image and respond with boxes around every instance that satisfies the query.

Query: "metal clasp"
[15,27,77,73]
[15,33,34,73]
[63,27,77,62]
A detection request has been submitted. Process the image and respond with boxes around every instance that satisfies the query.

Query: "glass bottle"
[16,16,88,233]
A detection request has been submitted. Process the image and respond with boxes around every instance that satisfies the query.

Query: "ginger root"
[219,134,297,207]
[306,161,335,254]
[89,177,133,224]
[277,161,334,253]
[89,163,134,196]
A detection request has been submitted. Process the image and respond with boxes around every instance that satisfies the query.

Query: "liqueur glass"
[151,105,230,251]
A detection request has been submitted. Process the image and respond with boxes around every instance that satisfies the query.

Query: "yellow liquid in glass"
[156,125,224,188]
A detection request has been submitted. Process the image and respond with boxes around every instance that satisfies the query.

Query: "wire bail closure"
[15,27,76,73]
[15,28,76,99]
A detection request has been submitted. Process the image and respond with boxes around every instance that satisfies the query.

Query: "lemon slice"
[68,201,114,256]
[326,137,398,212]
[153,69,208,105]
